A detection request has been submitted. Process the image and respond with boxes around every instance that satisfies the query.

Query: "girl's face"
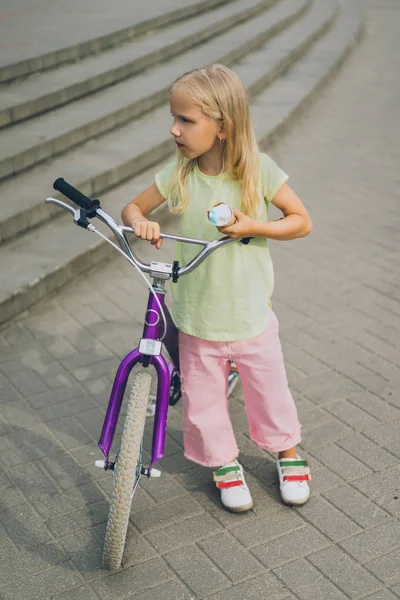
[169,91,221,160]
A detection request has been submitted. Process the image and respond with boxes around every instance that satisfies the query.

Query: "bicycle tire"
[102,370,151,571]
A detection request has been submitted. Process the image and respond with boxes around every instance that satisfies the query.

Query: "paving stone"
[0,522,18,558]
[46,499,109,538]
[272,557,327,593]
[60,344,115,371]
[308,545,382,598]
[308,464,345,494]
[291,368,364,404]
[127,581,195,600]
[26,384,87,410]
[0,563,85,599]
[296,496,362,542]
[0,437,64,468]
[339,521,400,564]
[323,485,391,528]
[0,502,54,551]
[47,418,97,450]
[91,557,172,599]
[0,462,12,490]
[1,421,53,449]
[250,524,329,569]
[6,368,49,396]
[362,591,399,600]
[0,346,52,375]
[240,470,284,517]
[325,399,381,431]
[30,483,104,521]
[337,434,399,472]
[294,579,349,600]
[0,541,68,588]
[73,407,107,441]
[300,418,355,449]
[374,490,400,519]
[70,358,122,383]
[206,572,292,600]
[174,464,219,491]
[69,444,100,466]
[230,509,305,549]
[351,466,400,499]
[309,443,373,481]
[0,380,22,405]
[364,549,400,587]
[139,470,188,503]
[12,461,60,498]
[295,397,334,430]
[385,440,400,461]
[41,452,90,491]
[0,485,27,512]
[131,494,203,534]
[197,532,265,583]
[163,544,231,598]
[38,394,99,422]
[363,419,400,447]
[42,337,79,361]
[52,587,99,600]
[56,528,107,580]
[392,583,400,599]
[144,511,224,554]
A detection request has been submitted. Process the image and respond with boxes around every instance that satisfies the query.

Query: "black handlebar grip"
[53,178,93,210]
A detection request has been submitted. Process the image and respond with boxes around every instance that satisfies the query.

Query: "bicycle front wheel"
[102,370,151,571]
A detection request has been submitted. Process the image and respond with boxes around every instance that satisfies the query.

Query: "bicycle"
[46,178,249,571]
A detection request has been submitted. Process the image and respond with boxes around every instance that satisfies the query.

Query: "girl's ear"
[218,121,226,140]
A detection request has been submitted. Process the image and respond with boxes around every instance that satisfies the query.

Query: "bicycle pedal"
[142,467,161,478]
[95,460,115,471]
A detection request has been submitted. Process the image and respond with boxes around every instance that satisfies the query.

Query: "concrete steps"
[0,0,232,82]
[0,0,363,325]
[0,0,280,128]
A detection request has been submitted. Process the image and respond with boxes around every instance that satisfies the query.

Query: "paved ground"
[0,0,399,598]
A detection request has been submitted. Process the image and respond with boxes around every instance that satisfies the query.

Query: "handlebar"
[48,177,252,279]
[53,178,100,215]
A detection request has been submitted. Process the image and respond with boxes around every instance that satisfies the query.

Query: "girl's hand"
[217,209,256,239]
[132,218,163,249]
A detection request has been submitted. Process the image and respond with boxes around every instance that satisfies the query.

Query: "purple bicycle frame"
[98,288,174,471]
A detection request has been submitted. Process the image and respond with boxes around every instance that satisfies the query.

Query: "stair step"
[0,0,302,182]
[0,0,325,244]
[0,0,232,83]
[0,0,363,326]
[0,0,277,128]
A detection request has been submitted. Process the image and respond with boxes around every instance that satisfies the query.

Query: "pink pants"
[179,311,301,467]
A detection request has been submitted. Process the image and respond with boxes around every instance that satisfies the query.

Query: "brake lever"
[46,197,95,231]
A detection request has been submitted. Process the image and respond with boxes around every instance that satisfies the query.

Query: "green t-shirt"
[155,153,288,341]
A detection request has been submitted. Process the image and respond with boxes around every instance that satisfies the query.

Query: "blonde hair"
[167,64,260,217]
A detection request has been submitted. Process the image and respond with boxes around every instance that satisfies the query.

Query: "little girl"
[122,64,312,512]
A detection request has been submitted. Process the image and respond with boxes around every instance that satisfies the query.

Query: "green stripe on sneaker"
[279,460,308,468]
[215,466,241,476]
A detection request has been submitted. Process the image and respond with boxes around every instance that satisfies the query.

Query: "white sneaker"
[277,455,311,505]
[213,459,253,512]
